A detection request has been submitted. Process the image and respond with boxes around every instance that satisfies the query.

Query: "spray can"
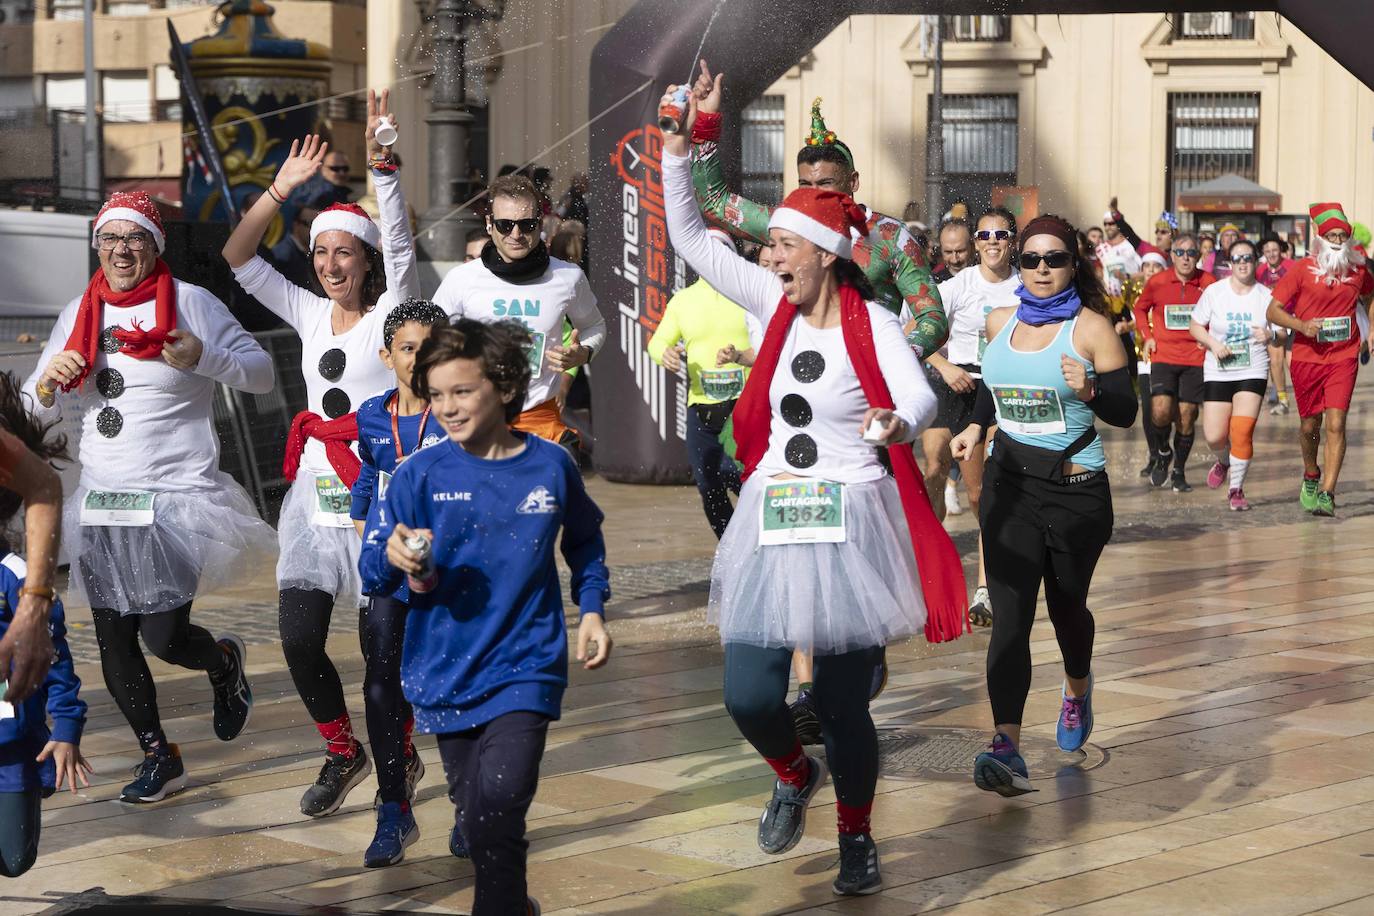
[658,85,691,135]
[406,534,437,593]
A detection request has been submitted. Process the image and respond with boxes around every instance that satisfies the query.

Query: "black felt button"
[96,368,124,399]
[784,433,818,468]
[96,406,123,438]
[791,350,825,383]
[318,348,347,382]
[322,387,351,418]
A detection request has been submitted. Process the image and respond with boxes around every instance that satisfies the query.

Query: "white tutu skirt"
[65,473,276,616]
[709,474,927,654]
[275,474,363,603]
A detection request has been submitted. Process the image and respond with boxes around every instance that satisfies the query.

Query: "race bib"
[1318,316,1352,343]
[81,490,155,527]
[378,470,392,503]
[759,480,846,546]
[313,475,354,528]
[700,367,744,401]
[525,331,547,372]
[992,385,1067,436]
[0,679,10,720]
[1164,305,1194,331]
[1219,344,1252,370]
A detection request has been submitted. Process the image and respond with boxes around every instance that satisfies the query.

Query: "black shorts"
[925,363,979,433]
[1203,377,1268,402]
[1149,362,1204,404]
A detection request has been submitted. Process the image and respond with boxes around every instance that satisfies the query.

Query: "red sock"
[1305,470,1321,480]
[763,741,810,788]
[316,714,356,758]
[836,800,872,836]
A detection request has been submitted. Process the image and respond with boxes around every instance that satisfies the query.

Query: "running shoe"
[973,733,1032,797]
[1150,452,1172,488]
[120,744,187,803]
[1170,469,1192,493]
[1313,491,1336,518]
[1270,401,1289,416]
[300,744,372,818]
[1300,476,1322,512]
[832,832,883,896]
[757,754,827,855]
[363,801,419,868]
[527,898,541,916]
[1206,461,1228,490]
[1138,456,1156,479]
[210,634,252,742]
[968,586,993,628]
[789,690,823,746]
[373,747,424,809]
[869,652,889,702]
[945,479,962,515]
[1056,673,1094,752]
[1228,488,1250,512]
[449,820,469,859]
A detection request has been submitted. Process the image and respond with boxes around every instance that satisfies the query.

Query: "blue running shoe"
[120,744,188,803]
[1056,673,1094,752]
[973,733,1033,797]
[364,801,418,868]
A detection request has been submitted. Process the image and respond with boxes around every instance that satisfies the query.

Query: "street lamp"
[419,0,505,261]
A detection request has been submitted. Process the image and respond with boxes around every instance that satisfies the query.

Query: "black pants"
[1139,371,1160,455]
[278,587,347,724]
[360,595,413,802]
[980,461,1111,726]
[722,643,880,810]
[686,401,742,539]
[438,711,549,915]
[0,790,41,877]
[92,602,227,738]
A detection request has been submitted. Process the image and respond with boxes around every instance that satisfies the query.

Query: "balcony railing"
[1172,11,1256,40]
[941,15,1011,43]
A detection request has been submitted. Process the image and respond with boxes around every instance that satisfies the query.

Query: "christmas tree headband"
[802,98,854,170]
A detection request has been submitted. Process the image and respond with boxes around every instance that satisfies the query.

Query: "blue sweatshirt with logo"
[359,434,610,734]
[0,553,86,792]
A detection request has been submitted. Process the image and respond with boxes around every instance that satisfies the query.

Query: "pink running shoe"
[1207,462,1228,489]
[1228,488,1250,511]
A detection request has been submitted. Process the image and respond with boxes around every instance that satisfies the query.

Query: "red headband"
[1019,216,1078,254]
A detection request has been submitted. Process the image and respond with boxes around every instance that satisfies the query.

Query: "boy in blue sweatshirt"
[349,298,448,868]
[361,318,611,916]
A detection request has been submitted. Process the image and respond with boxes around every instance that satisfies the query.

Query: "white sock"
[1229,458,1250,490]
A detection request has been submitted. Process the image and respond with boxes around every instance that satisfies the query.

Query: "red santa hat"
[765,188,868,260]
[93,191,166,254]
[310,203,381,251]
[1309,202,1352,239]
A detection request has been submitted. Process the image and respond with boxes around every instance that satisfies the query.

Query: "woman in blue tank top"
[950,215,1139,797]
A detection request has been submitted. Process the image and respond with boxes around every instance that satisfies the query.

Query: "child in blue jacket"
[348,298,447,868]
[361,318,611,916]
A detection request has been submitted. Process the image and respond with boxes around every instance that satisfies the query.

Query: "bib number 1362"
[759,480,846,545]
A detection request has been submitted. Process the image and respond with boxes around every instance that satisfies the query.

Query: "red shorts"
[1289,358,1358,417]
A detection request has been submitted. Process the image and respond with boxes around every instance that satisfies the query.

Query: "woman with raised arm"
[222,90,421,819]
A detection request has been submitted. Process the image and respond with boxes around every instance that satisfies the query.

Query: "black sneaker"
[832,832,883,896]
[789,690,822,746]
[1171,470,1193,493]
[120,744,188,803]
[1138,457,1156,479]
[1150,452,1172,488]
[300,744,372,818]
[757,755,828,855]
[449,821,469,859]
[210,634,252,742]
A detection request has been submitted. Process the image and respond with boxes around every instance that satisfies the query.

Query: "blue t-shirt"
[0,553,85,792]
[350,388,445,524]
[359,434,610,734]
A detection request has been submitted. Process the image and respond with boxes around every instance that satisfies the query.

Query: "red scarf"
[283,411,362,487]
[63,260,177,391]
[732,284,968,643]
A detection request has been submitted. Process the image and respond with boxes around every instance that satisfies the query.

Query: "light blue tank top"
[981,314,1106,471]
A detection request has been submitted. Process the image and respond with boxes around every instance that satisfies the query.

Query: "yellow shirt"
[647,279,754,406]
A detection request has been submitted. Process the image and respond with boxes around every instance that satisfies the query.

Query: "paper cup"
[375,115,398,148]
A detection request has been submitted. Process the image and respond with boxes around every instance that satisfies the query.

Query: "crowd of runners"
[0,64,1372,912]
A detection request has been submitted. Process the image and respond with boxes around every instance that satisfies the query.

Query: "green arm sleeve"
[690,140,774,246]
[562,319,580,378]
[891,236,949,359]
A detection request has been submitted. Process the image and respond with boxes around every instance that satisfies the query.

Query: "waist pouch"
[992,426,1098,483]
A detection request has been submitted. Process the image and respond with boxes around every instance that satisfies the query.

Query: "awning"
[1177,174,1282,213]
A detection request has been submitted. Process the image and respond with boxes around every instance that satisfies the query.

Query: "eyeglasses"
[975,229,1013,242]
[95,232,153,251]
[491,217,541,236]
[1155,228,1173,235]
[1231,253,1257,263]
[1019,250,1073,269]
[325,165,350,175]
[1173,248,1201,259]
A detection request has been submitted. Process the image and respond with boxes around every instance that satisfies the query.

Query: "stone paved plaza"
[6,389,1374,915]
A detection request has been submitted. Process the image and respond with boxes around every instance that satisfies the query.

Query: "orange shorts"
[512,398,579,447]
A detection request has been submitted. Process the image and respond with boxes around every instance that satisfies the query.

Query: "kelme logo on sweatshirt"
[517,486,558,514]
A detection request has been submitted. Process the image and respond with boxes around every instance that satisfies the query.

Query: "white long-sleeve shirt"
[432,255,607,410]
[662,149,935,484]
[25,280,273,493]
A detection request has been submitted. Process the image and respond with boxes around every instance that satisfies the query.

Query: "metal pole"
[420,0,479,261]
[924,15,945,226]
[82,0,101,203]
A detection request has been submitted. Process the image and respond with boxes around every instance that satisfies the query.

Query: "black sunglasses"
[1173,247,1201,258]
[1231,253,1257,263]
[491,217,541,236]
[1020,250,1073,269]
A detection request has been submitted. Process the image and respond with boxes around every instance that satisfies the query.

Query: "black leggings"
[279,587,347,724]
[360,595,413,803]
[0,790,41,878]
[722,642,880,810]
[92,602,227,738]
[980,461,1111,726]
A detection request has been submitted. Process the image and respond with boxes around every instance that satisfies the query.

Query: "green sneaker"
[1300,476,1321,512]
[1313,491,1336,518]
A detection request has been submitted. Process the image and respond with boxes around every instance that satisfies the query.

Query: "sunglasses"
[491,217,541,236]
[975,229,1013,242]
[1020,250,1073,270]
[1173,248,1201,258]
[1231,253,1257,263]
